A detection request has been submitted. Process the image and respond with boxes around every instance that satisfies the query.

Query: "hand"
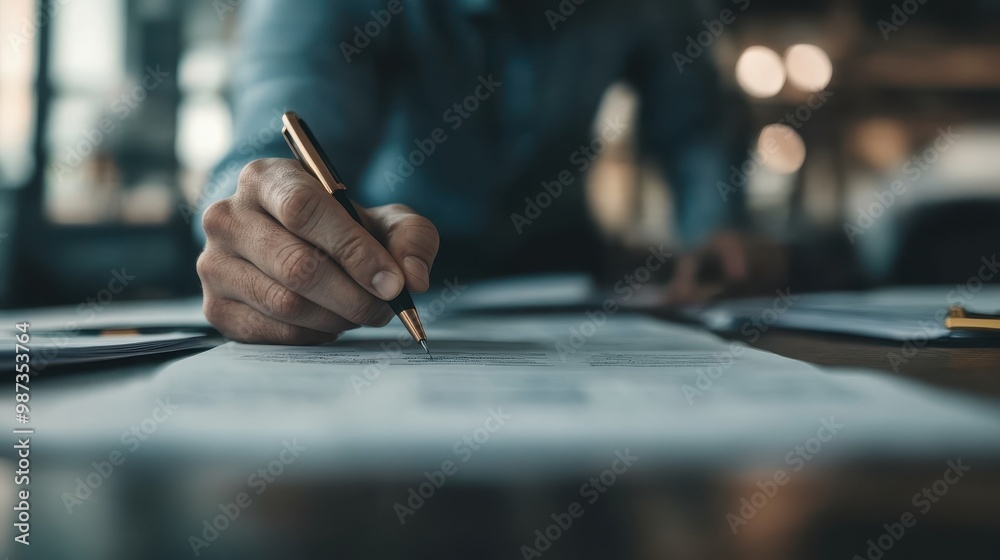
[197,158,439,344]
[667,231,787,303]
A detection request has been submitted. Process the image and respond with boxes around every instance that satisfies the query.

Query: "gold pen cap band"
[397,308,428,343]
[280,111,346,195]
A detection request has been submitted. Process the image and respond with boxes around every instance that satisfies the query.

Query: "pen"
[280,111,431,356]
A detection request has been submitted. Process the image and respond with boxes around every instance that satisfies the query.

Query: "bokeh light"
[736,46,786,98]
[784,44,833,92]
[757,124,806,173]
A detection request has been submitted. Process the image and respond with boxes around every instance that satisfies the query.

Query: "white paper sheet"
[120,314,1000,473]
[696,286,1000,341]
[17,312,1000,479]
[0,331,216,367]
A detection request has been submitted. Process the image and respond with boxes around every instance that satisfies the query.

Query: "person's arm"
[626,1,778,301]
[194,0,440,344]
[194,0,390,243]
[627,1,750,249]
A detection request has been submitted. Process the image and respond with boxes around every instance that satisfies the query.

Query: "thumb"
[367,204,440,293]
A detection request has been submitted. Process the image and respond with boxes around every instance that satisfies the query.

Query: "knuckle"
[238,159,270,190]
[202,297,226,328]
[276,244,323,293]
[263,282,306,322]
[228,321,259,344]
[392,214,440,255]
[333,230,372,274]
[201,199,234,238]
[277,184,322,234]
[405,214,440,242]
[196,251,220,282]
[382,203,415,215]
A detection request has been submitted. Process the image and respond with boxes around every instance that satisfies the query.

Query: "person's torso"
[353,0,646,243]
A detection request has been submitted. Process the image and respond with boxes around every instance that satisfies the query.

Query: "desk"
[744,330,1000,400]
[10,314,1000,560]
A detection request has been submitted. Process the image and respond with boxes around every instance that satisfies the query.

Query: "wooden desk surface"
[737,330,1000,401]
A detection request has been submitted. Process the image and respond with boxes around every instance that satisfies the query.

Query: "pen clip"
[280,111,346,194]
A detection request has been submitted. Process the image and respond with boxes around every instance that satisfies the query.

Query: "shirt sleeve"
[627,0,751,248]
[192,0,389,244]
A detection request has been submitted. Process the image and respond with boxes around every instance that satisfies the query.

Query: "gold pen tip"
[419,339,432,358]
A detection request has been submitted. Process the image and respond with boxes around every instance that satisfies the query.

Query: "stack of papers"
[432,274,1000,343]
[0,297,217,368]
[0,297,209,331]
[1,330,218,369]
[694,286,1000,343]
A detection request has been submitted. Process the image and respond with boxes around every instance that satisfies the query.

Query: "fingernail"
[372,271,402,300]
[403,256,429,284]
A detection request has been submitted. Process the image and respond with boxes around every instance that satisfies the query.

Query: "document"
[0,297,208,331]
[129,313,1000,473]
[20,311,1000,479]
[695,286,1000,342]
[435,273,1000,343]
[0,330,216,368]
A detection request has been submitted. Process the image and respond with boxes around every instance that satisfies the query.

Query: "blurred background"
[1,0,1000,308]
[2,3,1000,558]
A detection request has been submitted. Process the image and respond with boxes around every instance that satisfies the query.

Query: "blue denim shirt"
[198,0,748,254]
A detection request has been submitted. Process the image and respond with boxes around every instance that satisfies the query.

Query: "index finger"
[243,159,405,301]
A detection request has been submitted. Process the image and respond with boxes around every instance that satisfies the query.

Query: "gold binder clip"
[945,306,1000,331]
